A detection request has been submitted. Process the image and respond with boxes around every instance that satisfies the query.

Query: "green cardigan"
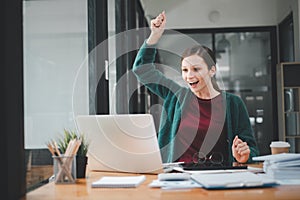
[132,42,259,163]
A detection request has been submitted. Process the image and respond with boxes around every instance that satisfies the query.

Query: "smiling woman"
[133,12,259,165]
[180,45,220,99]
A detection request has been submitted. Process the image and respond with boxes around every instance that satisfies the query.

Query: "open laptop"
[75,114,163,174]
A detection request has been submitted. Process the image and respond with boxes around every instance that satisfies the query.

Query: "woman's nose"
[187,70,196,77]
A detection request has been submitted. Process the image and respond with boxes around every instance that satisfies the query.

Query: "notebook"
[75,114,163,174]
[191,171,278,189]
[91,175,146,188]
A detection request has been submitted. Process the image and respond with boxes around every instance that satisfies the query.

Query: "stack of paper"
[253,153,300,180]
[91,175,146,188]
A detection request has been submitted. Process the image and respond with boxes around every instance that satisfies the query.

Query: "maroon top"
[176,94,228,163]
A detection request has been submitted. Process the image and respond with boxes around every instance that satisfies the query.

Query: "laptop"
[179,162,247,171]
[75,114,163,174]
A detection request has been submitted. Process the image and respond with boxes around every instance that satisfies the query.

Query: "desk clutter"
[149,171,277,190]
[253,153,300,184]
[87,161,282,190]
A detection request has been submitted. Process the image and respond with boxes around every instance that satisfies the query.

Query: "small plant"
[57,129,89,157]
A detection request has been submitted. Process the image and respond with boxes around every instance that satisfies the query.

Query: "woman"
[133,11,259,164]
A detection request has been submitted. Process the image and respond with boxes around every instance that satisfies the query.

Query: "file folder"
[191,171,278,189]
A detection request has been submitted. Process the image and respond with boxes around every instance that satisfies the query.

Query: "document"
[149,179,202,190]
[253,153,300,162]
[191,171,278,189]
[253,153,300,181]
[91,175,146,188]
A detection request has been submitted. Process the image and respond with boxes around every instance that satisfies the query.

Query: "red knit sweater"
[177,94,228,163]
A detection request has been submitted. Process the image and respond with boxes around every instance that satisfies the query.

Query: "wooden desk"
[26,169,300,200]
[26,165,53,192]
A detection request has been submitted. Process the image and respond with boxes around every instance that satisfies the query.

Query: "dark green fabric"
[133,41,259,163]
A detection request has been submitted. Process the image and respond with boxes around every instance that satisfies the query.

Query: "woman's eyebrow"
[181,64,203,68]
[192,64,203,68]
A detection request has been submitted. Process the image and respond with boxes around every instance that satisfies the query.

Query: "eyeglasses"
[192,152,224,164]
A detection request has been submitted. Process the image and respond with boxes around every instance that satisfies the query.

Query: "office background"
[2,0,299,199]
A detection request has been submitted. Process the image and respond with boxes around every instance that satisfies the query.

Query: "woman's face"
[181,54,215,94]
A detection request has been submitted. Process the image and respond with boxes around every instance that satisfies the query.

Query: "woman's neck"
[193,87,220,99]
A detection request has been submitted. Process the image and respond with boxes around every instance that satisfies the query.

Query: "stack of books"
[253,153,300,180]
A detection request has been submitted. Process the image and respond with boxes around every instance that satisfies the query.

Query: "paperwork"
[253,153,300,162]
[191,171,278,189]
[149,172,201,189]
[149,168,277,190]
[91,175,146,188]
[253,153,300,181]
[149,179,202,190]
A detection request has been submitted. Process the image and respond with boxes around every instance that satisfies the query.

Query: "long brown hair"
[181,45,221,91]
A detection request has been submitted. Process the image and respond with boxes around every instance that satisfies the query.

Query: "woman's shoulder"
[222,91,243,103]
[223,91,238,98]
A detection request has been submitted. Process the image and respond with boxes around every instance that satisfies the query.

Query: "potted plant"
[57,129,90,178]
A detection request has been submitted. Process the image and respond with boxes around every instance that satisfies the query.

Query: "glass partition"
[23,0,89,191]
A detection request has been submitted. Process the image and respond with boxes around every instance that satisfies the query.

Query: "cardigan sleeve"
[229,94,259,163]
[132,41,181,100]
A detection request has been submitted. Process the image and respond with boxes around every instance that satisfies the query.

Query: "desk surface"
[26,168,300,200]
[26,165,53,192]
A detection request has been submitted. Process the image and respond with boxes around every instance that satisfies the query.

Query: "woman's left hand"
[232,135,250,163]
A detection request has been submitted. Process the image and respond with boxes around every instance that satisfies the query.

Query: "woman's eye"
[182,68,188,72]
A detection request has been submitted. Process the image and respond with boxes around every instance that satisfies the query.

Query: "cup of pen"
[53,155,76,184]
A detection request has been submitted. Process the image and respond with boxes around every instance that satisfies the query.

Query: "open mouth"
[189,81,199,86]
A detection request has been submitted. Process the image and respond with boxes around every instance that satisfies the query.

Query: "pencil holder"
[53,155,76,184]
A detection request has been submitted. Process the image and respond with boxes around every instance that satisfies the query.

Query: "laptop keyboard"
[180,163,247,171]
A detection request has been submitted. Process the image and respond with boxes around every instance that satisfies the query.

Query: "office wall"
[140,0,278,28]
[140,0,299,61]
[24,0,89,148]
[277,0,300,61]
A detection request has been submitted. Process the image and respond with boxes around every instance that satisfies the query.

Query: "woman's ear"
[209,66,216,77]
